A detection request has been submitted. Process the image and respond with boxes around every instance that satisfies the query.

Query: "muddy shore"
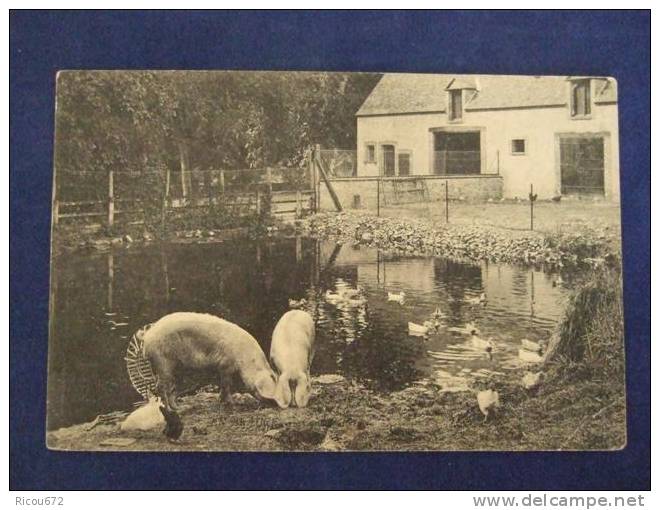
[48,367,625,452]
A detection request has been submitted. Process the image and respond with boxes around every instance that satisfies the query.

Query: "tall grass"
[549,269,625,379]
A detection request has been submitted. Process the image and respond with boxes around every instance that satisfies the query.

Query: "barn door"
[560,137,605,195]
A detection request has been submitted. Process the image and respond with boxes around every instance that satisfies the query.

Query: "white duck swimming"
[387,291,406,304]
[518,349,544,363]
[466,292,487,306]
[471,333,495,360]
[408,322,430,336]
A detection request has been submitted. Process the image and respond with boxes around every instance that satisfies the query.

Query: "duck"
[522,371,544,390]
[288,298,307,309]
[520,338,544,353]
[477,389,500,422]
[408,322,429,336]
[120,397,165,431]
[471,333,495,360]
[466,292,487,306]
[387,291,406,304]
[447,322,480,336]
[518,348,544,363]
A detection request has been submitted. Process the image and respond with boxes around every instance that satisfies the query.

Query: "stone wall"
[318,175,503,211]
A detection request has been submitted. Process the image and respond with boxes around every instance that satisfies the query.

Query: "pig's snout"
[254,370,278,401]
[275,372,311,409]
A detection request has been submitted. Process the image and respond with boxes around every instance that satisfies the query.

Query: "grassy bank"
[48,269,625,452]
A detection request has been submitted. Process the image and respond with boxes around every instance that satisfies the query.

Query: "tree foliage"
[54,70,382,185]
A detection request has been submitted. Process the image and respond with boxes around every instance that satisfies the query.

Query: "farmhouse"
[347,73,619,203]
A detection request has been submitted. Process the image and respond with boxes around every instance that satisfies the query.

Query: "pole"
[377,178,380,217]
[315,144,321,212]
[107,168,114,228]
[296,190,302,219]
[529,183,536,231]
[445,180,449,223]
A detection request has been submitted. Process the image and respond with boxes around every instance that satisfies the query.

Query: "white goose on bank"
[477,389,500,422]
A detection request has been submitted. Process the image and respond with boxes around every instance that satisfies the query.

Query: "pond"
[47,237,568,430]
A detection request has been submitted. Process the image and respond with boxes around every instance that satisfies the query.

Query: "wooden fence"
[52,145,345,229]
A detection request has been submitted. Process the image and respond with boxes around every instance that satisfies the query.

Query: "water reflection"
[47,237,567,429]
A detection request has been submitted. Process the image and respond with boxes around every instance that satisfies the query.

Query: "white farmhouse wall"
[356,103,619,200]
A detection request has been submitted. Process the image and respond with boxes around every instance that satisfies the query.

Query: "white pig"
[143,312,278,411]
[270,310,316,408]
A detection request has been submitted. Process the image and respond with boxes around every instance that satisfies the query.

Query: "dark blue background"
[10,10,650,490]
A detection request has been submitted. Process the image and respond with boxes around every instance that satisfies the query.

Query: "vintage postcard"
[46,70,625,451]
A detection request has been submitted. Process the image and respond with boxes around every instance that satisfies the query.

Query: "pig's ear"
[255,372,277,401]
[274,375,292,409]
[294,374,312,408]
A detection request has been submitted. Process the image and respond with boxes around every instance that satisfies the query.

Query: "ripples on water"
[47,237,568,429]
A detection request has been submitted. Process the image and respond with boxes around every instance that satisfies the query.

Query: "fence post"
[161,166,171,231]
[445,180,449,223]
[107,168,114,228]
[308,149,316,213]
[296,190,302,219]
[315,144,321,211]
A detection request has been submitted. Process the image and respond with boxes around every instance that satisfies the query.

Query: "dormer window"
[571,79,591,117]
[448,89,463,121]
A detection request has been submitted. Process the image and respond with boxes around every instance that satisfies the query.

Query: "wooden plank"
[314,146,343,212]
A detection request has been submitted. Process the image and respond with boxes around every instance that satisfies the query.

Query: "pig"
[143,312,278,412]
[269,310,316,408]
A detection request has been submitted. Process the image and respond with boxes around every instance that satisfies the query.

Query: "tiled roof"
[356,73,618,116]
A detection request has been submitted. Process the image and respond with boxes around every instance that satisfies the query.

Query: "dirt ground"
[47,369,625,453]
[369,199,621,235]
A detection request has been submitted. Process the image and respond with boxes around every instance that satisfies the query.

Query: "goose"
[408,322,430,336]
[387,291,406,304]
[522,371,544,390]
[120,397,165,431]
[477,389,500,422]
[518,349,544,363]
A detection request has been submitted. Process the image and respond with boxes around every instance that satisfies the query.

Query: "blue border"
[10,10,650,490]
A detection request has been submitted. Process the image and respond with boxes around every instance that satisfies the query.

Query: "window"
[571,79,591,117]
[511,139,526,155]
[448,90,463,121]
[398,152,412,176]
[365,144,376,163]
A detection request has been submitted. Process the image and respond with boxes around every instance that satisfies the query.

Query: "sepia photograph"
[44,70,626,452]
